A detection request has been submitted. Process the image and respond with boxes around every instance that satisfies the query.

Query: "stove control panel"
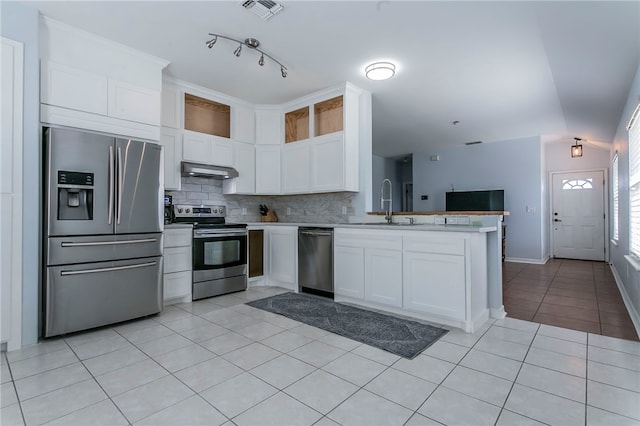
[174,204,226,218]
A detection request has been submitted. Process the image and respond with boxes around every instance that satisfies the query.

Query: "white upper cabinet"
[232,104,255,144]
[159,127,182,191]
[255,108,282,145]
[311,134,347,192]
[282,141,311,194]
[107,79,161,126]
[223,142,255,194]
[40,61,108,115]
[153,80,369,195]
[255,145,281,194]
[182,130,234,168]
[161,83,181,129]
[38,17,168,139]
[281,83,363,194]
[182,130,210,163]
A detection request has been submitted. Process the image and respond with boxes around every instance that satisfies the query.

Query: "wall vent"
[464,141,483,146]
[241,0,284,20]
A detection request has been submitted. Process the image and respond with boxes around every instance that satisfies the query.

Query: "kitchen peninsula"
[247,211,508,333]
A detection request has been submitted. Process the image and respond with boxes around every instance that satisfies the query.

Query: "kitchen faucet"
[381,179,393,224]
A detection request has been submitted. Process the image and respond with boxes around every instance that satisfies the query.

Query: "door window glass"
[562,178,593,190]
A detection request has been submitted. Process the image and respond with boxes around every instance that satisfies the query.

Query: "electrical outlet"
[286,207,291,215]
[421,195,429,200]
[241,207,247,215]
[342,206,347,215]
[457,216,470,225]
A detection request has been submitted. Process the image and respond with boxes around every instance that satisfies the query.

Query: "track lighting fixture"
[205,33,288,78]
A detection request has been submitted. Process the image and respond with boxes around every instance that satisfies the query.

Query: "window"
[613,154,619,241]
[628,103,640,256]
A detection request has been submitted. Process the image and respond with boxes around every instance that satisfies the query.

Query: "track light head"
[234,44,242,57]
[206,36,217,49]
[258,54,265,66]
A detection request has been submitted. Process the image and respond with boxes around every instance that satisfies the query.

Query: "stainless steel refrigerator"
[43,127,164,337]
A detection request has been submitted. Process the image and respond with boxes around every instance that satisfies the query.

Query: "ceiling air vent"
[464,141,483,146]
[241,0,284,20]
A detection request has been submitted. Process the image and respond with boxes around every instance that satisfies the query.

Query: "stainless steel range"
[173,204,247,300]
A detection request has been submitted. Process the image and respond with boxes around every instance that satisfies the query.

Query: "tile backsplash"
[167,177,357,223]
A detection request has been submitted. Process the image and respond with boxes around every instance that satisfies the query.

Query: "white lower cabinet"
[163,227,192,304]
[334,229,402,308]
[334,227,489,332]
[334,246,365,299]
[403,252,465,320]
[266,226,297,290]
[365,249,403,308]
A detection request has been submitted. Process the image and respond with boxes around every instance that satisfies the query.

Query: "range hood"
[181,161,239,179]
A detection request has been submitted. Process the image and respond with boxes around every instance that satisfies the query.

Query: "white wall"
[545,140,611,172]
[412,136,545,261]
[371,154,402,212]
[609,63,640,327]
[1,1,40,346]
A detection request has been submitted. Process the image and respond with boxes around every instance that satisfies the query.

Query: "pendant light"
[571,137,583,158]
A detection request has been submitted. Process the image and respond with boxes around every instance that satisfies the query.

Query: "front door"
[551,171,605,261]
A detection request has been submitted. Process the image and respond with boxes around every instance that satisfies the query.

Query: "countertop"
[243,222,498,233]
[164,223,193,229]
[367,211,510,216]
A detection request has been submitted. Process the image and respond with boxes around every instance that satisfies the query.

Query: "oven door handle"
[194,232,247,238]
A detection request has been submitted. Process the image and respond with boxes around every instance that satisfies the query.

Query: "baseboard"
[490,305,507,319]
[609,264,640,336]
[505,256,549,265]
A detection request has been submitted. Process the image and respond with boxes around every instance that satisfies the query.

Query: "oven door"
[193,230,247,271]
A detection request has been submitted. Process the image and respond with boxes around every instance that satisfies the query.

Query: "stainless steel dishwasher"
[298,227,334,297]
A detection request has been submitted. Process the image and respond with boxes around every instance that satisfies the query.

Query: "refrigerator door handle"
[60,238,158,247]
[60,261,157,276]
[108,146,114,225]
[117,146,123,225]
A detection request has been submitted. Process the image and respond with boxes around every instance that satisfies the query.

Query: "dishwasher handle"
[299,229,333,237]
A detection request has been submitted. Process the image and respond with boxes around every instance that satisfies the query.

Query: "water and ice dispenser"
[57,171,94,220]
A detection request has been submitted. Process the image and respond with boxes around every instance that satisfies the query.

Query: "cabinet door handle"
[554,219,562,222]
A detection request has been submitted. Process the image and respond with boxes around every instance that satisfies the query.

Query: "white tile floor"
[1,286,639,426]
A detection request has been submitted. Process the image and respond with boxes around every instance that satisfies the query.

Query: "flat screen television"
[445,190,504,212]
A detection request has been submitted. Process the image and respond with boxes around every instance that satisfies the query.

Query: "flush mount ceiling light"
[365,62,396,81]
[205,33,288,78]
[571,137,584,158]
